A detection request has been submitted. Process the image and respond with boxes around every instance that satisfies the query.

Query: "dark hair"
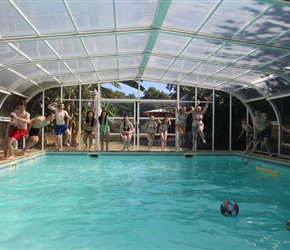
[98,110,107,125]
[123,115,129,127]
[18,100,27,107]
[86,111,95,126]
[46,111,55,118]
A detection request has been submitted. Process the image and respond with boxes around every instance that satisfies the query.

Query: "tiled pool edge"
[1,151,289,171]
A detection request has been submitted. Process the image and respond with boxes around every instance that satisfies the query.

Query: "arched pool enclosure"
[0,0,290,157]
[0,81,290,158]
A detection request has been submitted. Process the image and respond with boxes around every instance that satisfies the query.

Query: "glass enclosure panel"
[235,88,263,101]
[63,86,80,100]
[192,63,224,75]
[161,73,187,83]
[76,73,99,83]
[118,56,143,69]
[100,82,138,99]
[65,60,94,73]
[81,84,99,100]
[273,97,290,156]
[83,35,116,56]
[231,97,247,151]
[181,39,223,59]
[0,1,37,37]
[213,90,229,150]
[10,64,46,78]
[146,56,175,70]
[27,92,43,118]
[15,1,75,34]
[141,81,176,99]
[236,5,290,43]
[115,1,157,29]
[64,100,79,148]
[214,67,250,79]
[255,77,290,97]
[14,80,41,96]
[67,0,114,31]
[0,94,26,117]
[0,122,11,151]
[91,58,118,71]
[164,1,217,32]
[218,82,247,93]
[153,33,191,55]
[142,69,165,80]
[47,38,87,58]
[0,70,24,89]
[38,62,71,74]
[55,75,79,85]
[117,33,150,53]
[170,60,199,73]
[11,41,58,60]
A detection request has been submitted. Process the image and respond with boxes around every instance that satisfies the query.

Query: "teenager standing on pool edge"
[176,105,194,151]
[48,102,73,150]
[253,108,273,157]
[83,111,96,151]
[98,110,114,151]
[119,115,134,151]
[157,117,171,151]
[144,115,157,151]
[2,100,30,160]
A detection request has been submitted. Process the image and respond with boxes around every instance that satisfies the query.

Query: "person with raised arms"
[47,102,73,150]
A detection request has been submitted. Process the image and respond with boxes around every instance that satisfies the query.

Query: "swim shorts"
[8,127,27,141]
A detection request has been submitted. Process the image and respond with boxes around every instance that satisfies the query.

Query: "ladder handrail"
[242,139,261,164]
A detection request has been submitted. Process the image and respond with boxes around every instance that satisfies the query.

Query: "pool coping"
[1,150,289,172]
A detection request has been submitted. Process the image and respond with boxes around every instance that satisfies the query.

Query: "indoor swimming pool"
[0,153,289,249]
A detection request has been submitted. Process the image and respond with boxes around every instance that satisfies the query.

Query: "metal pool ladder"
[242,139,261,164]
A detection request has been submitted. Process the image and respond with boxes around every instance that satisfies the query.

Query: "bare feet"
[65,142,70,147]
[1,157,7,160]
[7,156,14,160]
[21,152,29,156]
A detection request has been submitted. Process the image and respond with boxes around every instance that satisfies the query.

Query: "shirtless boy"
[20,112,56,155]
[253,108,273,157]
[48,102,73,149]
[2,100,30,160]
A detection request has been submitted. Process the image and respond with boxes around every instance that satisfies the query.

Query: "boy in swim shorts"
[2,100,30,160]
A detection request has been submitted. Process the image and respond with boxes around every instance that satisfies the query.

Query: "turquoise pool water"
[0,154,290,249]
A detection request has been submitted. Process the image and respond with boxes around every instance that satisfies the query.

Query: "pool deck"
[1,148,290,168]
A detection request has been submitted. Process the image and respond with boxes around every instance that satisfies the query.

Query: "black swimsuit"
[29,127,40,137]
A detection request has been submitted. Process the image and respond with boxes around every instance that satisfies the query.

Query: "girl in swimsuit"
[119,115,134,151]
[158,117,171,151]
[98,110,114,151]
[238,118,254,152]
[176,105,194,151]
[191,96,211,151]
[83,111,96,151]
[144,116,157,151]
